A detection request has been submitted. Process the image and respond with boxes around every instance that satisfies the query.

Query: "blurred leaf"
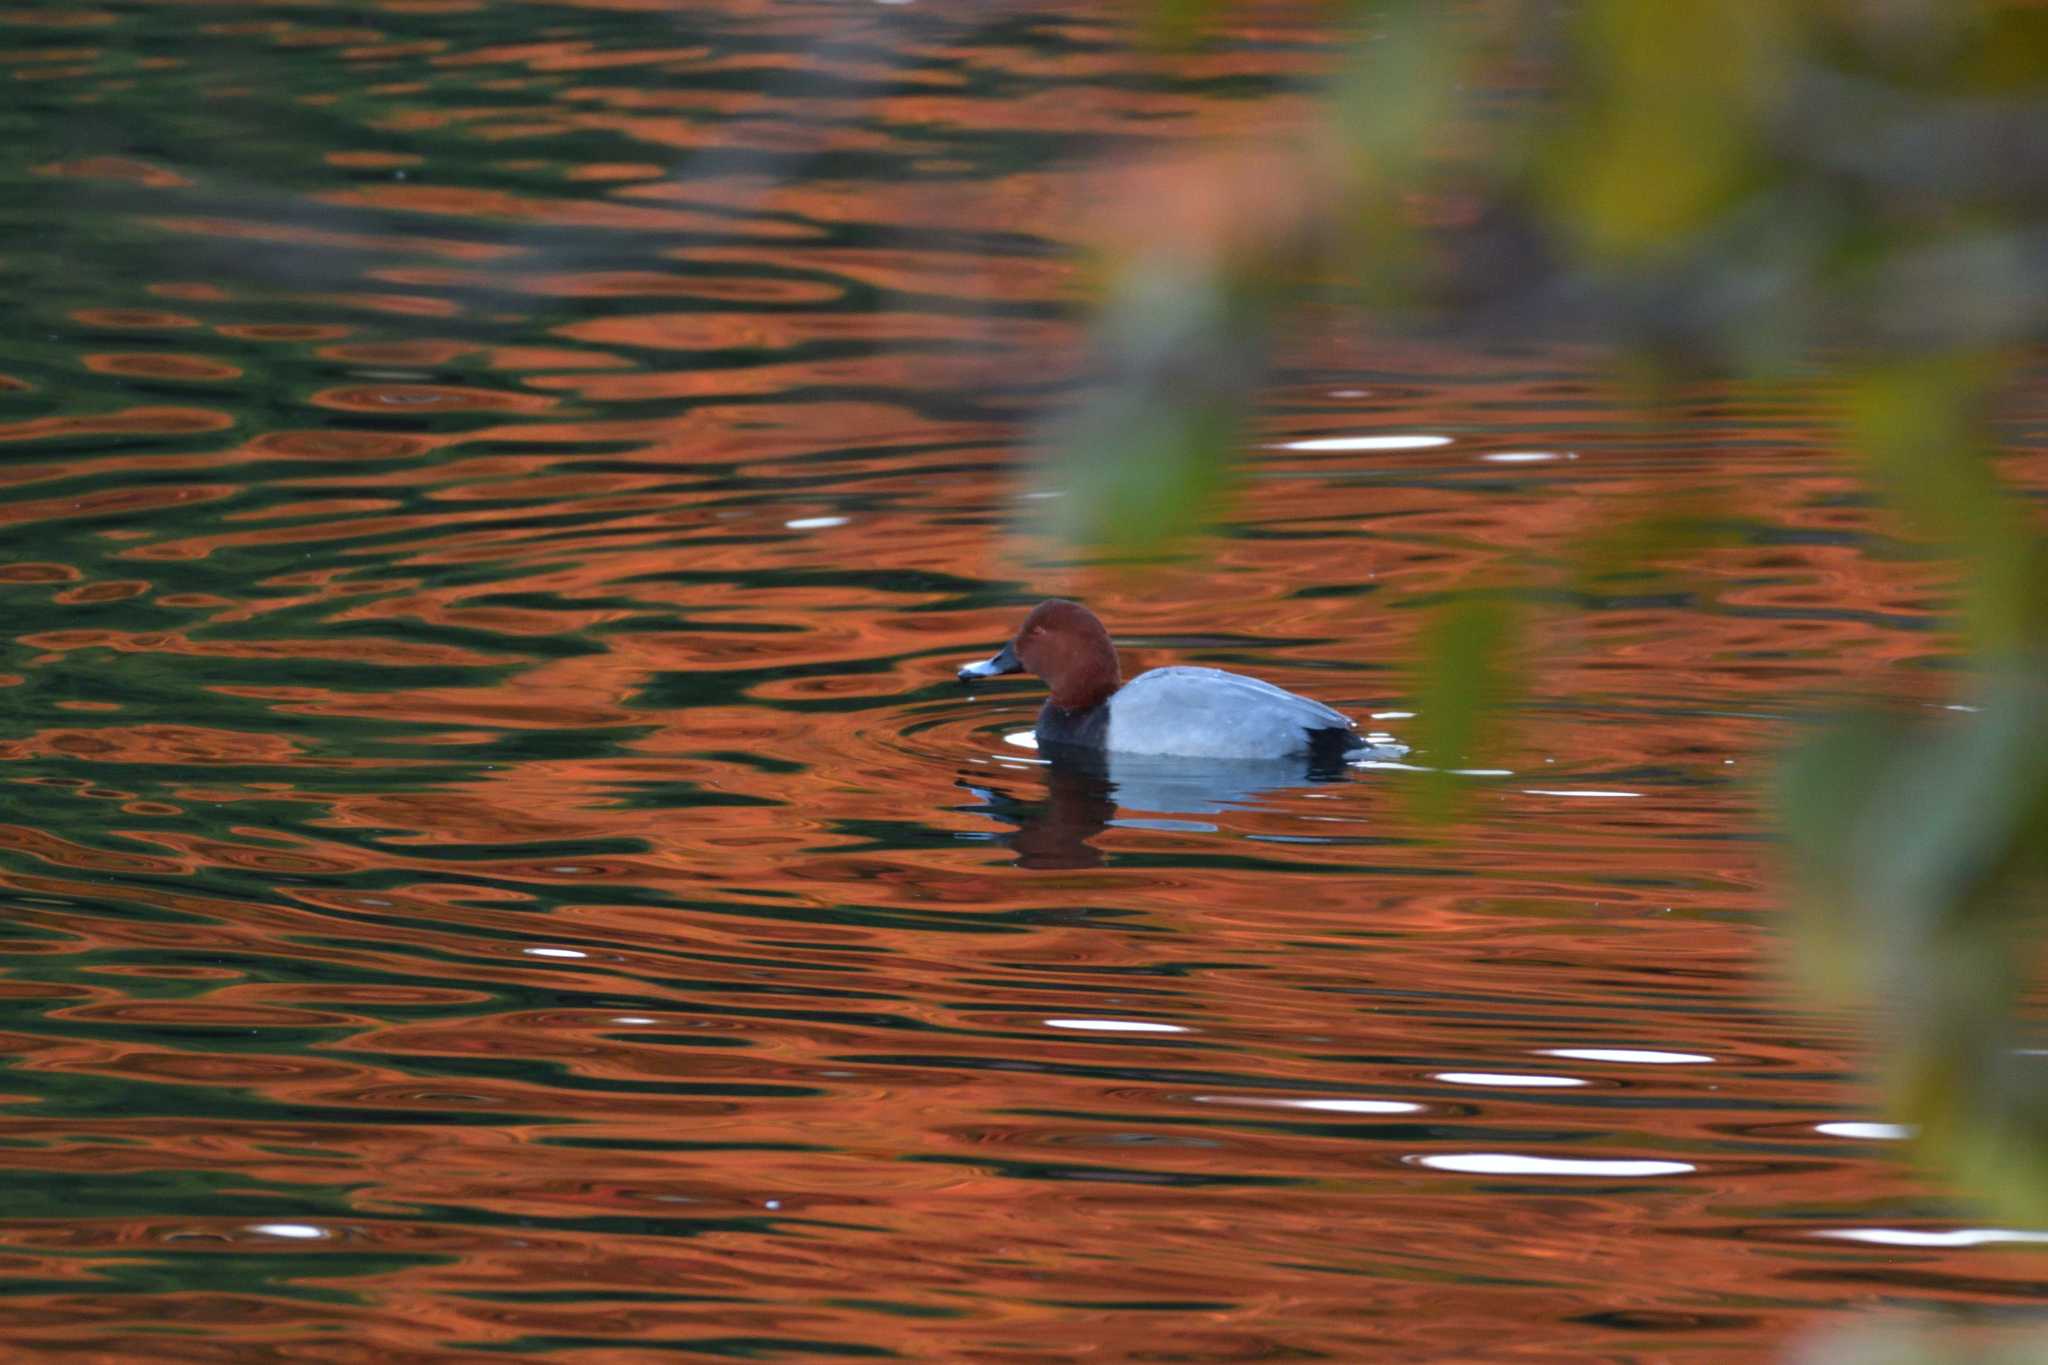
[1411,595,1518,821]
[1845,358,2045,658]
[1333,0,1466,169]
[1042,390,1240,559]
[1142,0,1228,49]
[1776,709,1900,996]
[1541,0,1793,258]
[1320,2,1476,314]
[1780,666,2048,1216]
[1041,260,1261,557]
[1780,675,2048,987]
[1573,490,1736,592]
[1968,5,2048,90]
[1079,0,2048,1247]
[1791,1319,2048,1365]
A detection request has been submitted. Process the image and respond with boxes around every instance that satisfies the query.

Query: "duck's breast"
[1103,666,1354,758]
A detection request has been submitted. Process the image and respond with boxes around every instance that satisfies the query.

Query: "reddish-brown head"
[958,599,1122,711]
[1012,599,1121,711]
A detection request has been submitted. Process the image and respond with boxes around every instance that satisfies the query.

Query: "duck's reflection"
[961,746,1380,869]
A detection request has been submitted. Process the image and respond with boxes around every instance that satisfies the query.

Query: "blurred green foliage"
[1790,1321,2048,1365]
[1052,0,2048,1244]
[1038,262,1258,555]
[1412,596,1516,822]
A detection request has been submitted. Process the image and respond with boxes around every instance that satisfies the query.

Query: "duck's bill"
[957,642,1022,682]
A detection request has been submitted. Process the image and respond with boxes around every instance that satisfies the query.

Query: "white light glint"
[611,1016,657,1026]
[1003,730,1040,751]
[1045,1018,1188,1034]
[524,947,587,960]
[1371,711,1415,721]
[784,516,848,530]
[1545,1048,1712,1065]
[1435,1072,1587,1088]
[1194,1094,1423,1115]
[249,1223,328,1239]
[1275,435,1452,452]
[1479,451,1566,464]
[1417,1153,1694,1177]
[1815,1121,1912,1140]
[1819,1228,2048,1248]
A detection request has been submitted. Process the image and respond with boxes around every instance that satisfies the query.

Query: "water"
[1,3,2042,1359]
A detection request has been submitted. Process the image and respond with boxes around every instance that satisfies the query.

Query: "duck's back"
[1101,666,1357,759]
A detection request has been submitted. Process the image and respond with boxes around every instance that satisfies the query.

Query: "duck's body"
[959,600,1371,761]
[1037,665,1361,758]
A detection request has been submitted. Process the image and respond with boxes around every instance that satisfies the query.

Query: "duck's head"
[958,599,1122,711]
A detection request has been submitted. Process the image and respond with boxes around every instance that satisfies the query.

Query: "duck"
[957,599,1372,760]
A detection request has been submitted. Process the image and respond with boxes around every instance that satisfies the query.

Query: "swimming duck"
[958,599,1371,760]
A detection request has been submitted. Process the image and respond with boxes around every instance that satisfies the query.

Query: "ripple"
[0,562,80,582]
[40,155,187,186]
[53,580,151,604]
[69,308,202,330]
[0,408,234,443]
[246,429,434,460]
[58,1003,360,1028]
[0,725,306,765]
[215,323,355,342]
[322,184,828,239]
[83,353,243,381]
[107,1053,364,1084]
[499,269,847,303]
[309,384,554,414]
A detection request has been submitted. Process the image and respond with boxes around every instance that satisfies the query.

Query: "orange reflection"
[0,1,2040,1359]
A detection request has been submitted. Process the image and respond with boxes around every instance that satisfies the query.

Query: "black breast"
[1035,698,1111,751]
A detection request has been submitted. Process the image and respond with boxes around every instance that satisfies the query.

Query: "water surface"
[0,2,2043,1360]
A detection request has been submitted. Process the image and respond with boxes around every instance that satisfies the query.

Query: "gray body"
[1037,666,1359,759]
